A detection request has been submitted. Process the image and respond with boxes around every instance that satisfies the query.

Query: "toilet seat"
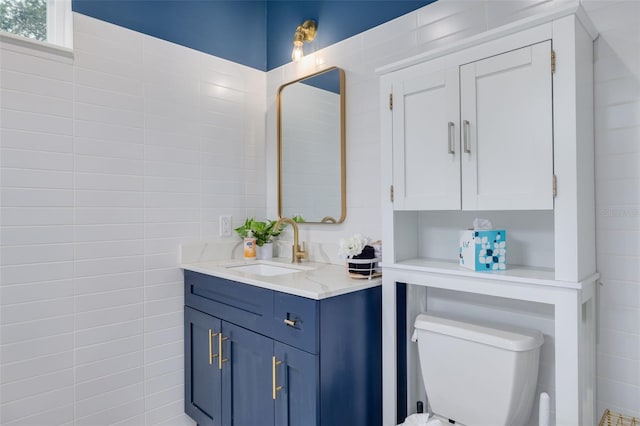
[428,414,463,425]
[398,413,461,426]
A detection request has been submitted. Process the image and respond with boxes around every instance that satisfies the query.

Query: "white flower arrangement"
[338,233,371,258]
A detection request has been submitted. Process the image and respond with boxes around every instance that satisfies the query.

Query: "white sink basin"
[226,261,310,277]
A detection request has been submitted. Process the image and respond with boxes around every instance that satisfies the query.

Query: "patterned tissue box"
[459,229,507,271]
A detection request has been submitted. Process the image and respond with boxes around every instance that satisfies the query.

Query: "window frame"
[46,0,72,48]
[0,0,73,56]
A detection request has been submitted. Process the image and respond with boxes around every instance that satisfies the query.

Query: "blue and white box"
[459,229,507,271]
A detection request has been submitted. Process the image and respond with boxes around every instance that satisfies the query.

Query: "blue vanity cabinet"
[184,307,222,426]
[185,307,277,426]
[273,341,318,425]
[184,270,382,426]
[222,321,275,426]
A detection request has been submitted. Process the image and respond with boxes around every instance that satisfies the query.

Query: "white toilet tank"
[413,313,544,426]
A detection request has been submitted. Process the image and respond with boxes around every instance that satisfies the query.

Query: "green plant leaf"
[235,218,282,246]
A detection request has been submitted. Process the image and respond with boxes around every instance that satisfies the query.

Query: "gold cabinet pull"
[272,356,284,400]
[218,333,228,370]
[209,330,219,365]
[283,318,297,327]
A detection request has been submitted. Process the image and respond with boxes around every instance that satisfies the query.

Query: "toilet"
[406,313,544,426]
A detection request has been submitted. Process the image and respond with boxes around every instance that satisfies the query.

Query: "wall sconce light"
[291,20,317,62]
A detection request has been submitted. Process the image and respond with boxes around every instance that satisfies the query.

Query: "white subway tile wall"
[267,0,639,422]
[0,0,638,424]
[1,12,264,426]
[583,0,640,419]
[1,23,76,426]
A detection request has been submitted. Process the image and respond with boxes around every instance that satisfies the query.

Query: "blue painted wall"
[72,0,435,71]
[301,68,341,94]
[72,0,268,69]
[266,1,434,70]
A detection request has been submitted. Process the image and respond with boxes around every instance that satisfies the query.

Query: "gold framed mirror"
[277,67,346,224]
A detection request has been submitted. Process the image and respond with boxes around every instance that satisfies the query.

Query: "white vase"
[256,242,273,260]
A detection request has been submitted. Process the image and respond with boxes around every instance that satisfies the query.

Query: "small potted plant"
[235,218,283,259]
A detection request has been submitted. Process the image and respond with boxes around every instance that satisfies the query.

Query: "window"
[0,0,72,48]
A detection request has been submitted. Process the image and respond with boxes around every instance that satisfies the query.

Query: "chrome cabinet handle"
[447,122,455,154]
[463,120,471,154]
[283,318,297,327]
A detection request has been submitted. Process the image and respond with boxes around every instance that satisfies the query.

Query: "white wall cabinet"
[379,6,598,426]
[391,66,460,210]
[392,41,554,211]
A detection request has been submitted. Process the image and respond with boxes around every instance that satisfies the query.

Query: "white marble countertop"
[181,257,381,300]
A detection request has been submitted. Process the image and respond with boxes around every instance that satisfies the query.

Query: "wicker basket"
[599,409,639,426]
[347,257,381,279]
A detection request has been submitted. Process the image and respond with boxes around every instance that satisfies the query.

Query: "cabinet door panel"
[221,322,274,426]
[392,67,460,210]
[274,342,318,426]
[460,40,553,210]
[185,307,221,426]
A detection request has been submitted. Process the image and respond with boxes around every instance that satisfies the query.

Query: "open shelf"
[383,257,593,290]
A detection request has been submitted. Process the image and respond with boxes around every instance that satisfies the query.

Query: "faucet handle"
[294,242,307,262]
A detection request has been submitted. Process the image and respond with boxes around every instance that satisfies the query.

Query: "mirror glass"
[277,67,345,224]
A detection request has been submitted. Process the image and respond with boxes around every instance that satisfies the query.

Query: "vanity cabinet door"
[185,307,222,426]
[392,66,460,210]
[221,321,275,426]
[459,40,554,210]
[274,342,318,426]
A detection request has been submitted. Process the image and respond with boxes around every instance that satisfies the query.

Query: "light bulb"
[291,42,304,62]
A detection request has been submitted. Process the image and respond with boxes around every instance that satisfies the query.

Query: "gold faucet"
[274,217,307,263]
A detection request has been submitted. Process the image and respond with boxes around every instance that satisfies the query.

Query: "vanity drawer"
[273,292,318,354]
[184,270,274,336]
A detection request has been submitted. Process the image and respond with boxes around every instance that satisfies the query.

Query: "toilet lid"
[398,413,465,426]
[430,413,466,426]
